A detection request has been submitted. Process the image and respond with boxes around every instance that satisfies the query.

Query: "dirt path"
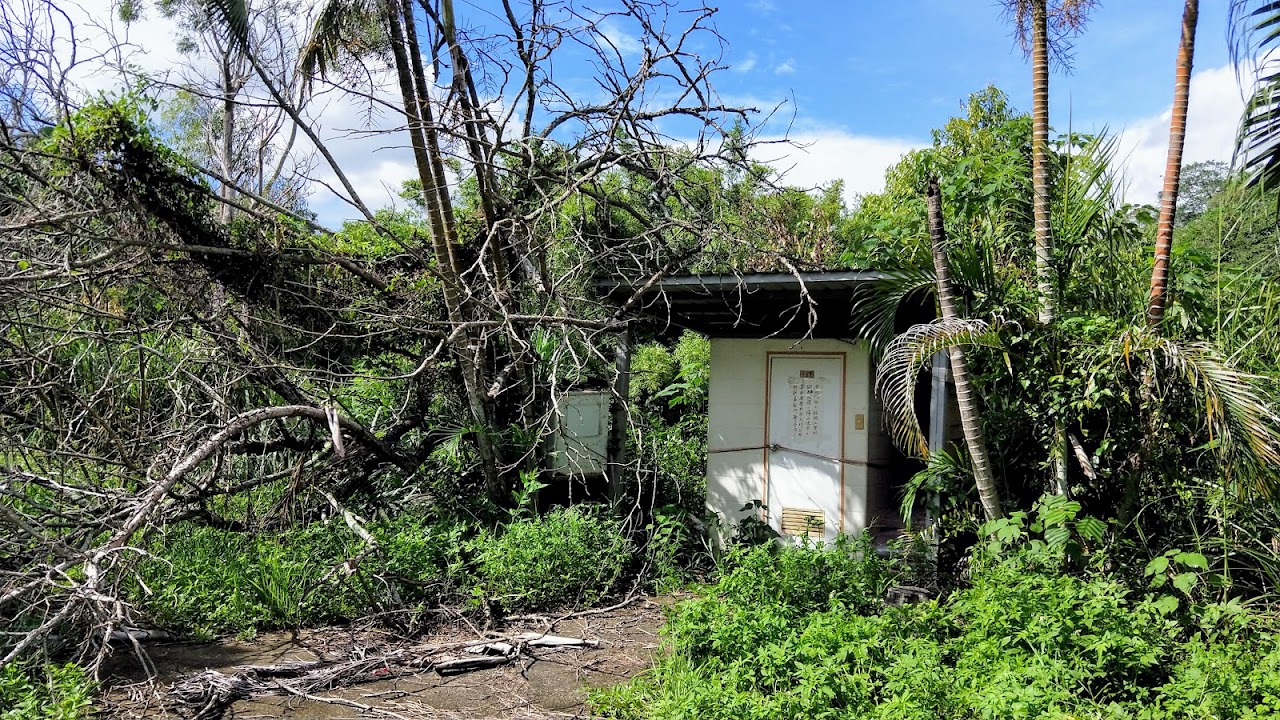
[101,598,669,719]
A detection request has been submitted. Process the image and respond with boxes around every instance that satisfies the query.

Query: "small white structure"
[605,271,943,543]
[706,337,894,542]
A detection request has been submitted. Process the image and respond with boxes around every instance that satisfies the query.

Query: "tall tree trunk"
[1031,0,1055,325]
[385,0,502,497]
[219,56,236,224]
[1027,1,1071,493]
[1124,0,1199,524]
[1147,0,1199,328]
[927,178,1004,521]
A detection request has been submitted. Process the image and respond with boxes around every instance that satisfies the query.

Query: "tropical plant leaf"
[299,0,384,92]
[1121,327,1280,497]
[1231,1,1280,187]
[204,0,250,50]
[850,268,936,359]
[898,447,966,521]
[875,318,1003,457]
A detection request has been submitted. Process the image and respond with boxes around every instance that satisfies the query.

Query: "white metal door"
[766,355,844,543]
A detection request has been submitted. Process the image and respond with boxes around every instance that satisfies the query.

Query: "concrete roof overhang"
[598,270,930,339]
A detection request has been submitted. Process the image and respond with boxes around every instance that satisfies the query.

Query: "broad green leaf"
[1043,526,1072,549]
[1145,556,1169,577]
[1150,594,1180,616]
[1076,517,1106,542]
[1175,552,1209,570]
[1172,573,1198,595]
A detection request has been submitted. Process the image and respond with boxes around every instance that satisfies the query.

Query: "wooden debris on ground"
[167,632,600,719]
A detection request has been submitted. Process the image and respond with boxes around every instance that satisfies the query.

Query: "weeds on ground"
[473,505,633,611]
[591,515,1280,720]
[0,663,94,720]
[130,504,636,635]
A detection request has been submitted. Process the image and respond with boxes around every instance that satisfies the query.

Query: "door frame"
[762,351,848,536]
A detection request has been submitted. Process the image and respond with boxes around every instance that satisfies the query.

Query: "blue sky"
[676,1,1243,209]
[708,1,1230,140]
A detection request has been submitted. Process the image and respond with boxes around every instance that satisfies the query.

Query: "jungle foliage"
[4,0,1280,714]
[129,505,635,636]
[593,505,1280,720]
[0,0,787,674]
[847,88,1280,590]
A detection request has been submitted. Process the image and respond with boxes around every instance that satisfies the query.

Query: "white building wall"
[706,337,879,539]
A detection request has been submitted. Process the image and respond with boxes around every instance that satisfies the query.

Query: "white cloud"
[752,130,921,205]
[44,0,189,97]
[1114,64,1246,206]
[597,19,643,57]
[733,52,758,74]
[296,74,420,224]
[744,65,1245,213]
[774,59,796,75]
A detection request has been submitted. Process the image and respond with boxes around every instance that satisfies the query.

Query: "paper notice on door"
[788,376,825,439]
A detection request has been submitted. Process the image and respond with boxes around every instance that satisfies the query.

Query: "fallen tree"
[168,632,600,720]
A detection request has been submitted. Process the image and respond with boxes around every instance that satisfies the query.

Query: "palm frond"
[948,234,1013,314]
[299,0,383,92]
[876,318,1003,457]
[1055,132,1122,249]
[1231,1,1280,187]
[850,268,937,359]
[899,447,966,522]
[205,0,250,50]
[1054,131,1147,315]
[1122,327,1280,497]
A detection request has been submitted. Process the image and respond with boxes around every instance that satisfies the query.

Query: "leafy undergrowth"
[0,663,95,720]
[591,537,1280,720]
[130,505,635,637]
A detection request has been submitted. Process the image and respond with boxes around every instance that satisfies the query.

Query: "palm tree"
[208,0,508,493]
[1008,1,1055,325]
[1147,0,1199,329]
[925,178,1004,520]
[1006,1,1096,494]
[1005,0,1096,325]
[876,177,1004,521]
[871,137,1280,523]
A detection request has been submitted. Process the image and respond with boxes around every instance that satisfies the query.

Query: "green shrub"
[591,543,1280,720]
[372,514,474,606]
[0,663,94,720]
[132,522,369,634]
[643,505,710,593]
[472,505,632,610]
[132,506,642,635]
[131,525,264,634]
[629,343,678,399]
[716,532,898,616]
